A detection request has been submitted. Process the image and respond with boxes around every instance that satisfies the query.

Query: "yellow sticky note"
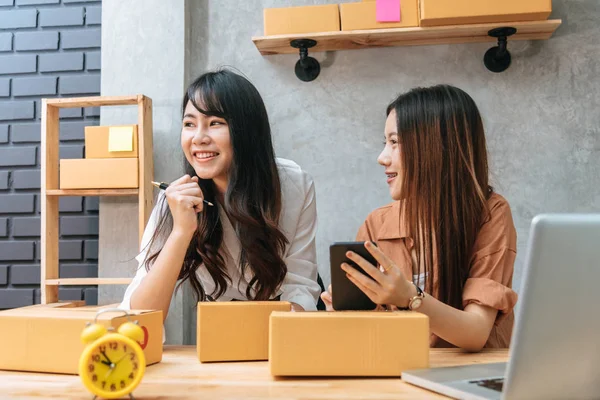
[108,126,133,152]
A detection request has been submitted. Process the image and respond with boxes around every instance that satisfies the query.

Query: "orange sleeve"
[462,196,518,323]
[355,220,374,242]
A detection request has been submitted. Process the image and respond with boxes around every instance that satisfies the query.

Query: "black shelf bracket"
[290,39,320,82]
[484,27,518,73]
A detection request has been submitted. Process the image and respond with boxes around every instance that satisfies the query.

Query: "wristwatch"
[398,283,425,311]
[408,284,425,310]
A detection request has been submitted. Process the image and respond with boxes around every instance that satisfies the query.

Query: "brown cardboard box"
[85,125,138,159]
[341,1,419,31]
[269,311,429,376]
[197,302,291,362]
[263,4,340,35]
[59,158,138,189]
[419,0,552,27]
[0,303,163,374]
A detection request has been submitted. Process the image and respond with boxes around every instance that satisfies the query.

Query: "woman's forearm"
[417,290,497,351]
[130,230,193,321]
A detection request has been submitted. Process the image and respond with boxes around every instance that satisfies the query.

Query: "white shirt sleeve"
[118,193,168,344]
[279,171,321,311]
[118,192,166,311]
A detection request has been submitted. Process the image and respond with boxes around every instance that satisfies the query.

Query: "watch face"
[81,335,143,397]
[410,298,423,310]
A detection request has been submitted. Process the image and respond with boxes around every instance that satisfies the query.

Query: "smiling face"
[180,100,233,193]
[377,110,404,200]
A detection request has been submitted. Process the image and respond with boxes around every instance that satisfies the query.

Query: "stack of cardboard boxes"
[196,302,430,377]
[0,300,430,377]
[263,0,552,35]
[60,125,139,189]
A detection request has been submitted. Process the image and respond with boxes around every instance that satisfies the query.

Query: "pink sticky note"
[376,0,401,22]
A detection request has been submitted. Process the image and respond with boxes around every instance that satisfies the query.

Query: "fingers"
[166,184,204,201]
[173,182,201,190]
[341,263,381,293]
[346,250,385,284]
[170,174,194,186]
[321,285,334,311]
[174,187,204,197]
[169,175,201,190]
[168,183,202,195]
[320,291,333,311]
[166,177,206,215]
[345,272,379,302]
[178,195,204,214]
[321,291,332,303]
[364,241,398,274]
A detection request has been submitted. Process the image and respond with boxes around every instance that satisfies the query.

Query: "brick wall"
[0,0,101,309]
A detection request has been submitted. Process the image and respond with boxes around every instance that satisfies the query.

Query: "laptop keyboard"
[470,378,504,392]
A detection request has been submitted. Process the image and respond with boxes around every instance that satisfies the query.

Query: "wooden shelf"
[44,95,143,108]
[252,19,562,55]
[45,278,133,286]
[41,95,154,304]
[46,189,139,197]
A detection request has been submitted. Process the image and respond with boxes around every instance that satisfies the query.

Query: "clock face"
[411,298,423,310]
[82,336,142,396]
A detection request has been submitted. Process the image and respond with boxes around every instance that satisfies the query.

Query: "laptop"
[402,214,600,400]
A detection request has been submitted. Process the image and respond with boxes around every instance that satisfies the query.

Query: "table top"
[0,346,509,399]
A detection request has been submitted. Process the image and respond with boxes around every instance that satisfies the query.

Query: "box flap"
[271,311,428,320]
[0,304,160,320]
[198,301,291,309]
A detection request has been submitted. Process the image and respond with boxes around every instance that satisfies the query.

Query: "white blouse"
[119,158,321,311]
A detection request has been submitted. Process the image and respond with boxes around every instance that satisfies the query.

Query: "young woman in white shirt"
[120,69,322,319]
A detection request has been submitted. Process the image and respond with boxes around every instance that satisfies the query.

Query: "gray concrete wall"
[100,0,599,343]
[99,0,196,344]
[188,0,599,292]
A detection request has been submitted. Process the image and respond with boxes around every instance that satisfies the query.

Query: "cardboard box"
[0,303,163,374]
[263,4,340,35]
[85,125,138,159]
[341,1,419,31]
[419,0,552,27]
[59,158,138,189]
[269,311,429,376]
[197,301,291,362]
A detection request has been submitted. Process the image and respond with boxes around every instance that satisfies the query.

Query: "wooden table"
[0,346,508,399]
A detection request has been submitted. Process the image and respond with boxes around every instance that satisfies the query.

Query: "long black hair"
[142,69,289,302]
[387,85,492,310]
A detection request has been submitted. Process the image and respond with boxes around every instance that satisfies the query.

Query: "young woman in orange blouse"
[322,85,518,351]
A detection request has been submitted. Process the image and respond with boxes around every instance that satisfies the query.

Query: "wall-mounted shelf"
[45,278,133,286]
[45,95,140,108]
[41,95,153,304]
[46,189,139,197]
[252,19,562,79]
[253,19,561,54]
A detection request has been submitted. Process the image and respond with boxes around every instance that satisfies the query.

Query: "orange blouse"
[356,192,518,348]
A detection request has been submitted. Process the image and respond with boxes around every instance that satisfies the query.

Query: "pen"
[151,181,214,207]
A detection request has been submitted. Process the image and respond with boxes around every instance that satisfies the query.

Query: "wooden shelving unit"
[45,278,133,286]
[40,95,154,304]
[46,189,139,196]
[252,19,562,55]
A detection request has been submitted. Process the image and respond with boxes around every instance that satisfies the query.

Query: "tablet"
[329,241,378,311]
